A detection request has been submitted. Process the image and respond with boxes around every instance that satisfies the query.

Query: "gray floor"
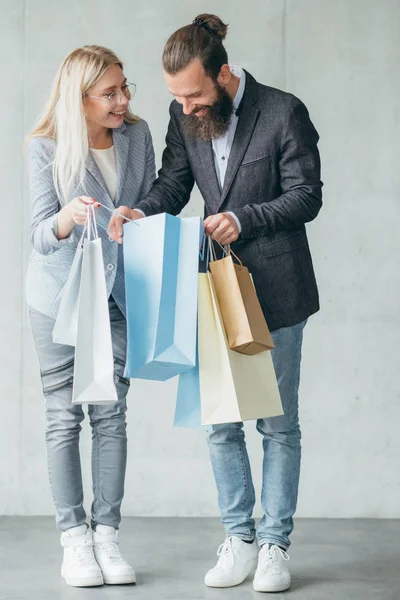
[0,517,399,600]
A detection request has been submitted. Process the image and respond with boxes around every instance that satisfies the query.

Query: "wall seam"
[282,0,287,90]
[19,0,27,513]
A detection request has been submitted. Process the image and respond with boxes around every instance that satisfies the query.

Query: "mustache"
[192,105,210,114]
[181,84,234,141]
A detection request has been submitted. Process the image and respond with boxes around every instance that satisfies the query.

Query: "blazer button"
[107,264,115,271]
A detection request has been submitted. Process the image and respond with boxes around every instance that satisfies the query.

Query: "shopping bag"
[208,242,274,355]
[52,238,84,346]
[72,206,118,405]
[197,272,283,425]
[173,339,201,429]
[123,213,204,381]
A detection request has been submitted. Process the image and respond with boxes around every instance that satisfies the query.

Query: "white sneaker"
[253,544,291,592]
[93,525,136,585]
[205,536,259,588]
[60,524,104,587]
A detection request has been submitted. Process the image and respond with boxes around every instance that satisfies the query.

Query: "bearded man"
[109,13,323,594]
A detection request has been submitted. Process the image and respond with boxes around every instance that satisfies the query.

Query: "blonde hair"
[29,45,139,204]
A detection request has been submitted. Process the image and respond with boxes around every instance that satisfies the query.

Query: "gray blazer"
[135,71,323,331]
[26,120,156,319]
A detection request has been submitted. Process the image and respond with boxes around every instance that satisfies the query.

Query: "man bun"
[192,14,228,40]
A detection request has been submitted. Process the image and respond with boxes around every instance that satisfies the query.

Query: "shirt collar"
[229,65,246,112]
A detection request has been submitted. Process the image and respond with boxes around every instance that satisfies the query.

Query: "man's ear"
[217,64,231,88]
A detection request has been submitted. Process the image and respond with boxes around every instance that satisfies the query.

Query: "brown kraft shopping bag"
[208,240,274,355]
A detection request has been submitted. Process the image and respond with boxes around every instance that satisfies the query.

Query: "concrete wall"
[1,0,399,518]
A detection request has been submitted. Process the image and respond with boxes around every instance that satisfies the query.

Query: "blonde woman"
[26,46,155,587]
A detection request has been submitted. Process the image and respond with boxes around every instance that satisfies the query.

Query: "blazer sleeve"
[140,121,157,198]
[27,137,76,255]
[134,102,195,216]
[233,98,323,239]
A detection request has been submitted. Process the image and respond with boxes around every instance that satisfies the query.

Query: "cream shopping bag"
[197,273,283,425]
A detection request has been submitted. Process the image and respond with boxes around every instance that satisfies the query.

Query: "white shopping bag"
[52,241,84,346]
[72,206,118,405]
[198,272,283,425]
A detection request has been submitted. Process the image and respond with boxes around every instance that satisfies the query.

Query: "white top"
[90,145,117,201]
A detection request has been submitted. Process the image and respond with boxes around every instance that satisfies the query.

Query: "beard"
[181,84,234,141]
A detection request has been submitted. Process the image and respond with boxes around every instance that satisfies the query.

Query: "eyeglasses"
[87,82,136,109]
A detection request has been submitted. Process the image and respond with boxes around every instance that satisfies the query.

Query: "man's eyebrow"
[168,89,202,97]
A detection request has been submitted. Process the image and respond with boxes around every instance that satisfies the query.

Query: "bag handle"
[223,244,243,266]
[86,204,99,241]
[91,205,99,239]
[199,230,207,261]
[207,237,243,267]
[96,202,139,227]
[78,205,99,247]
[205,236,217,271]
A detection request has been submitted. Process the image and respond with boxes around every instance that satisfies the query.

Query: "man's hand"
[107,208,144,244]
[204,213,239,245]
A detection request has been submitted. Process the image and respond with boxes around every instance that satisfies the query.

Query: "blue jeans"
[29,296,129,532]
[205,320,306,550]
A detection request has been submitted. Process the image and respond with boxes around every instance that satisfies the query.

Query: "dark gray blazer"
[136,71,323,331]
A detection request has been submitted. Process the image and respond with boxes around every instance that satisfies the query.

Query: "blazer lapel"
[218,72,260,210]
[188,137,221,213]
[85,151,112,204]
[113,125,130,206]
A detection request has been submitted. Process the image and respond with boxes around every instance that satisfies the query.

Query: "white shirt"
[212,65,246,189]
[211,65,246,233]
[90,145,117,202]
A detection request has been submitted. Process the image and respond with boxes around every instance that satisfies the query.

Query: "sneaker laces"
[216,537,235,569]
[260,545,290,574]
[96,541,124,564]
[71,539,96,567]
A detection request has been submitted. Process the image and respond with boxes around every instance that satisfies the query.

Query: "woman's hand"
[107,207,144,244]
[66,196,99,225]
[56,196,98,240]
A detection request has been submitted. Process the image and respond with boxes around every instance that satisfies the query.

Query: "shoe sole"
[253,581,291,593]
[103,575,136,585]
[205,559,258,588]
[62,575,104,587]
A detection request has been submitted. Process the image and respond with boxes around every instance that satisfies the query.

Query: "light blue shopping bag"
[173,341,201,428]
[123,213,204,381]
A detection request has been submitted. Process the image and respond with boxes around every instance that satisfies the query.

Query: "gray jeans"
[29,296,129,532]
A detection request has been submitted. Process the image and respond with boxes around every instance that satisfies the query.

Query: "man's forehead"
[164,60,211,96]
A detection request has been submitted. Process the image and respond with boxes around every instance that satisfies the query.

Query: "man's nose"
[179,98,193,115]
